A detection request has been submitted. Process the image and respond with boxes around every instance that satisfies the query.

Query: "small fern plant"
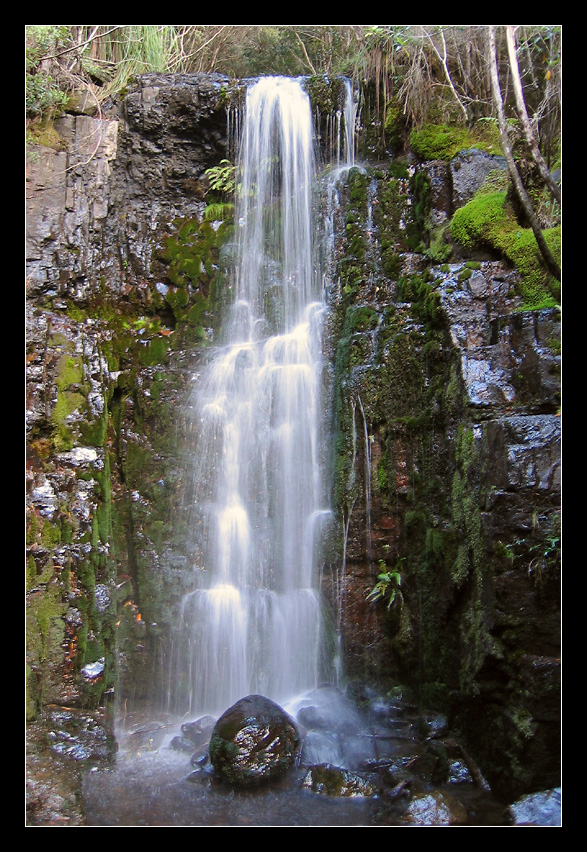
[205,159,236,195]
[366,557,404,610]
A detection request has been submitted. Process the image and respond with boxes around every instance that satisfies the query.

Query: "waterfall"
[170,77,344,719]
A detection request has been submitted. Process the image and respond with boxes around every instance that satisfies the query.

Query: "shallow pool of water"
[81,710,507,828]
[82,745,377,827]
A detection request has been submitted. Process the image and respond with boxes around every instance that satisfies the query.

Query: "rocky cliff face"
[321,159,560,799]
[26,73,560,807]
[26,74,238,713]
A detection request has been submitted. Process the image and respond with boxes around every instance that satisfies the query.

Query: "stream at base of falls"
[81,687,508,828]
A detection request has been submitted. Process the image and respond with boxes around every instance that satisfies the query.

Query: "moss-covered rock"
[209,695,301,787]
[450,188,560,308]
[410,120,502,162]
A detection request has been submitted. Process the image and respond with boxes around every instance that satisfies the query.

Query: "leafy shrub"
[26,26,71,120]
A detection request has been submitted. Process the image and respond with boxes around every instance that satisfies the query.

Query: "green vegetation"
[26,26,71,120]
[367,558,404,610]
[451,187,561,307]
[25,26,561,152]
[51,355,86,451]
[336,167,371,301]
[396,272,443,329]
[205,160,237,196]
[410,120,502,161]
[157,212,233,343]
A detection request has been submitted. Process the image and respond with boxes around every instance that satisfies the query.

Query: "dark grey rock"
[302,763,375,797]
[209,694,301,787]
[450,148,507,208]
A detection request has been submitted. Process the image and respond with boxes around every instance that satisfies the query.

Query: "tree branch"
[39,26,122,62]
[294,30,317,74]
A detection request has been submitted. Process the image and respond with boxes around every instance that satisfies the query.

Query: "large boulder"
[208,695,301,787]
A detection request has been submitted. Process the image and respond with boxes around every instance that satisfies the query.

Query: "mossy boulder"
[450,189,560,308]
[410,121,502,162]
[209,694,301,787]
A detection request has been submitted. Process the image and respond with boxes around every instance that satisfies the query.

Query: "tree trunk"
[506,26,561,205]
[488,26,561,282]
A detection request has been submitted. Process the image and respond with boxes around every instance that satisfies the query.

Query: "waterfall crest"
[171,77,346,718]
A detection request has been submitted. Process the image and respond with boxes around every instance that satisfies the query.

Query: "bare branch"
[422,26,469,122]
[38,26,122,62]
[294,30,317,75]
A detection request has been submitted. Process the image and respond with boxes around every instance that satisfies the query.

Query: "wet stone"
[302,763,375,798]
[506,788,561,826]
[400,790,468,826]
[209,694,301,788]
[170,735,197,753]
[181,715,216,746]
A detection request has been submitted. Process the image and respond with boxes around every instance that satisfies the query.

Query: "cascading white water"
[171,77,348,718]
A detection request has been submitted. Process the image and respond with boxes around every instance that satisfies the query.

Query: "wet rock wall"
[321,156,560,799]
[26,74,237,717]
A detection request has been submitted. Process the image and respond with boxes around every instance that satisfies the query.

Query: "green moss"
[29,120,67,150]
[450,190,560,308]
[406,170,431,251]
[93,457,113,547]
[26,554,38,589]
[383,97,405,151]
[81,409,108,448]
[426,224,452,264]
[381,247,402,279]
[411,124,465,160]
[39,516,62,548]
[377,461,388,491]
[446,425,494,692]
[501,226,561,308]
[373,172,412,256]
[26,581,66,666]
[157,214,233,336]
[51,354,87,451]
[451,191,508,248]
[345,305,378,332]
[165,285,190,314]
[396,272,443,330]
[410,121,502,162]
[387,161,409,180]
[335,170,371,299]
[305,75,347,118]
[139,335,170,367]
